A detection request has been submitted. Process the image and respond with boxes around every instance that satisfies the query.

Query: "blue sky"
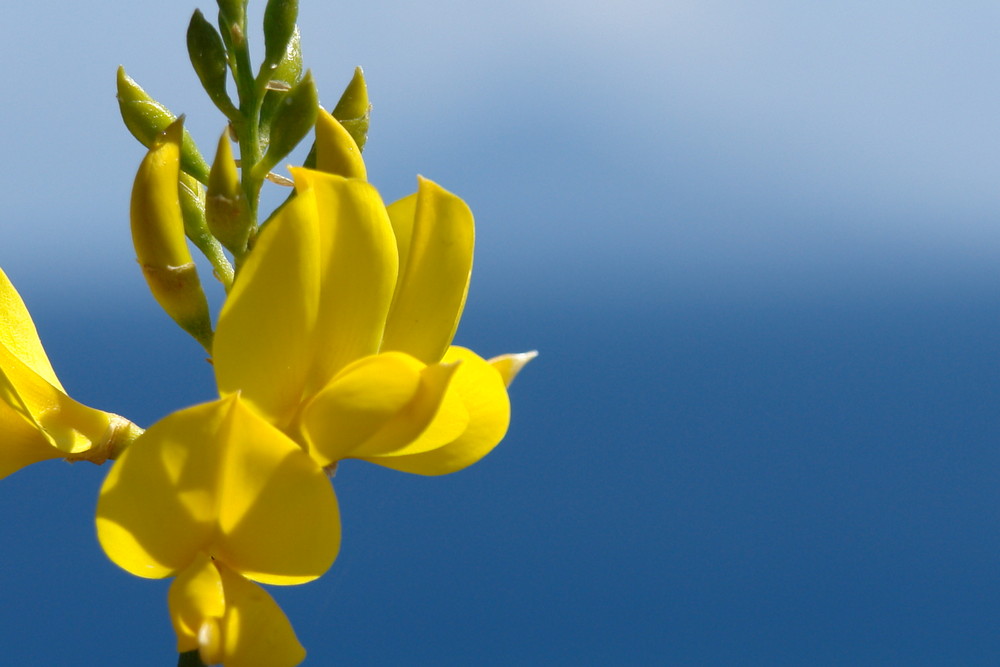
[3,2,1000,664]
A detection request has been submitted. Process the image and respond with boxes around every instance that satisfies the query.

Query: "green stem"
[228,20,265,241]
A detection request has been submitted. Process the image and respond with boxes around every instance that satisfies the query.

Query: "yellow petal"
[381,177,474,364]
[314,108,367,180]
[488,350,538,387]
[291,168,398,396]
[0,345,111,464]
[0,266,61,389]
[169,557,306,667]
[216,563,306,667]
[169,553,225,653]
[0,399,60,479]
[96,396,340,584]
[300,352,460,466]
[361,347,510,476]
[214,192,320,427]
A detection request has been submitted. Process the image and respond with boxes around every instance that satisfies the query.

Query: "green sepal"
[252,70,317,181]
[260,0,299,79]
[258,26,303,142]
[332,66,371,152]
[187,10,239,120]
[116,66,212,184]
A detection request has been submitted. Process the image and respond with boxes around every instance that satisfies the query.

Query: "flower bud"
[314,108,366,180]
[258,26,303,141]
[207,131,252,255]
[216,0,246,26]
[253,70,318,181]
[261,0,298,75]
[187,9,238,119]
[116,66,212,183]
[180,172,235,289]
[130,118,213,348]
[332,66,371,152]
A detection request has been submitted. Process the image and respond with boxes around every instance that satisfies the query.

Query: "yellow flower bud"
[207,131,252,255]
[314,108,366,180]
[130,118,213,349]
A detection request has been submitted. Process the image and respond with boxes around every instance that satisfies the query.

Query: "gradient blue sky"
[2,2,1000,664]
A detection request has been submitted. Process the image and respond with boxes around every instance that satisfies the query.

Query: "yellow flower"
[169,553,306,667]
[96,107,533,630]
[0,267,140,479]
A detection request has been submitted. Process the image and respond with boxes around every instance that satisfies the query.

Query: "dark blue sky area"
[3,279,1000,664]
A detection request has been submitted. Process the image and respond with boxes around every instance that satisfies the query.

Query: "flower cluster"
[1,1,532,664]
[95,111,532,663]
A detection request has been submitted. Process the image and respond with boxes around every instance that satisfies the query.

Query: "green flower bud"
[261,0,298,76]
[332,66,371,152]
[116,66,212,184]
[252,70,318,181]
[216,0,246,26]
[179,172,235,290]
[187,10,238,120]
[206,131,252,256]
[258,26,303,141]
[130,119,213,349]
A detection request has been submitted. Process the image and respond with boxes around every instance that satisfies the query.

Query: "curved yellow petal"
[169,553,225,653]
[214,192,320,427]
[315,108,366,180]
[213,398,340,585]
[290,168,398,397]
[384,192,417,281]
[381,177,474,364]
[361,347,510,476]
[216,563,306,667]
[0,267,61,388]
[300,352,460,466]
[96,396,339,584]
[0,400,61,479]
[169,556,306,667]
[488,350,538,387]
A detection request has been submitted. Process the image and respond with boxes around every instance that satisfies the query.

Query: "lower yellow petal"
[168,556,306,667]
[169,554,226,653]
[96,396,340,584]
[217,564,306,667]
[361,347,510,476]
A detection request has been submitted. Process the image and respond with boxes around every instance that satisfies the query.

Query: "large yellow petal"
[96,396,339,584]
[214,192,321,428]
[0,267,61,389]
[290,168,398,397]
[299,351,460,467]
[381,177,474,364]
[361,347,510,476]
